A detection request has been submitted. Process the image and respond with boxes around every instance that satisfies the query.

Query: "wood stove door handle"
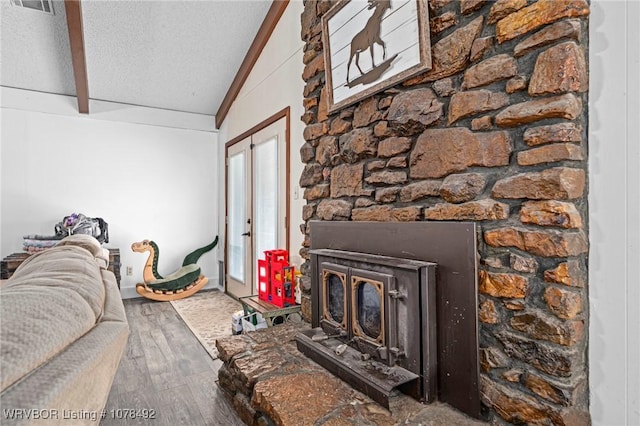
[388,289,403,299]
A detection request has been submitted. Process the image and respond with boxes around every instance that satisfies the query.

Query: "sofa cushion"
[8,244,106,318]
[55,234,110,268]
[0,242,108,392]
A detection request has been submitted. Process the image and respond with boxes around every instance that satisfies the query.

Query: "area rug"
[171,290,242,359]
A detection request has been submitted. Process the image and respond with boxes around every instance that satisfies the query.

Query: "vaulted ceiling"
[0,0,280,122]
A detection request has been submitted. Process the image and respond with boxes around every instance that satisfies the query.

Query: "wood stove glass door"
[350,269,389,348]
[320,263,350,332]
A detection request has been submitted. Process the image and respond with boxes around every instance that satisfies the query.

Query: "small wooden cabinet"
[1,249,121,288]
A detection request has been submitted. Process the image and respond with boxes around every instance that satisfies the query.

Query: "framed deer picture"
[322,0,432,113]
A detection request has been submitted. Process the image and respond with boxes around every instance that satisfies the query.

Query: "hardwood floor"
[102,298,243,426]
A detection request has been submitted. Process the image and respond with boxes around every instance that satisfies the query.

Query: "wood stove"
[297,249,437,406]
[295,221,482,419]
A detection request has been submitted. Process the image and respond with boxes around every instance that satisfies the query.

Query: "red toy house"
[258,249,296,308]
[270,263,296,308]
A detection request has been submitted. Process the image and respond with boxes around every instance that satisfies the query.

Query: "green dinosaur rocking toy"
[131,237,218,301]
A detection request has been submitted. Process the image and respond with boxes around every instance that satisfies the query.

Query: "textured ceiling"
[0,0,76,96]
[0,0,273,116]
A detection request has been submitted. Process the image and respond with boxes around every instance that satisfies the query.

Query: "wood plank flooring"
[102,298,243,426]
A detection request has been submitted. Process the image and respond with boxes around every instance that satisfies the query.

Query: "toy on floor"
[131,237,218,301]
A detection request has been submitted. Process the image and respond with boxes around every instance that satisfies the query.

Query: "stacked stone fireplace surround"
[297,0,591,424]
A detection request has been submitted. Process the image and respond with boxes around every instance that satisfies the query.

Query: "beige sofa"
[0,235,129,424]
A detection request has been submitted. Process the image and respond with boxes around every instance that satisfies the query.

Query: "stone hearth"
[216,323,485,425]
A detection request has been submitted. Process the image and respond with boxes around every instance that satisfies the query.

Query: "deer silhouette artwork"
[346,0,392,84]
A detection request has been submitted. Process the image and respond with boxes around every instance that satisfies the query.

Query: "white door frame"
[224,108,291,298]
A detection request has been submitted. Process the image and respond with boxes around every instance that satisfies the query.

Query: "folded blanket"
[23,237,63,254]
[22,234,64,241]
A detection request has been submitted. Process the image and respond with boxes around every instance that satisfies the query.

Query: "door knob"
[241,231,251,237]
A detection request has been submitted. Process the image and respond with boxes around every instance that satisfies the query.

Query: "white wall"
[589,1,640,424]
[217,0,306,268]
[1,88,220,298]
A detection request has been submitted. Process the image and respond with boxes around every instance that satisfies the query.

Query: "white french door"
[226,116,287,299]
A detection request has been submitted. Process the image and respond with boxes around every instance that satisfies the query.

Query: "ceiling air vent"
[10,0,54,14]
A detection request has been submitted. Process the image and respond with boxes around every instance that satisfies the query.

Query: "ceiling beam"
[215,0,289,129]
[65,0,89,114]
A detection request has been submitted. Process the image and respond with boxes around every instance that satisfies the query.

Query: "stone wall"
[298,0,590,424]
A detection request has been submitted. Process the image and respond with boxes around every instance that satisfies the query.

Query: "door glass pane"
[228,151,245,282]
[253,137,278,280]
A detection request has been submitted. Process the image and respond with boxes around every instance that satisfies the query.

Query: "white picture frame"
[322,0,432,113]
